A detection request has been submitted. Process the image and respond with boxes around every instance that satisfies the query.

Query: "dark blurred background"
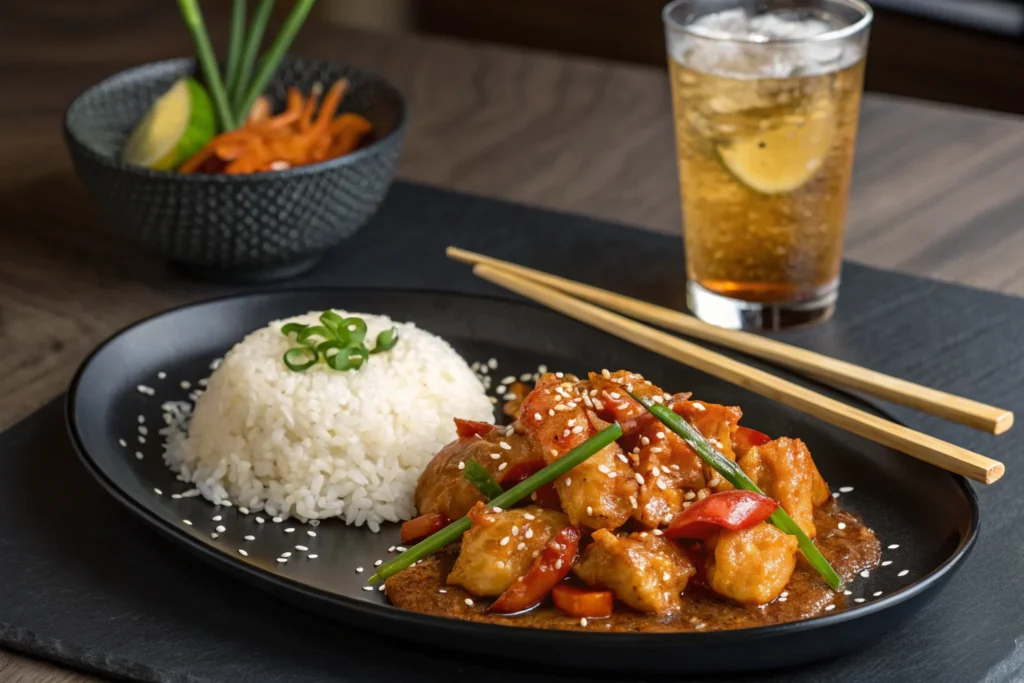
[323,0,1024,114]
[4,0,1024,114]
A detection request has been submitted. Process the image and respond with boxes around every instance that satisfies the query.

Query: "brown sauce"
[385,505,880,632]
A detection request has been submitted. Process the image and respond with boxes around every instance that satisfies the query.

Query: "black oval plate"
[66,288,978,674]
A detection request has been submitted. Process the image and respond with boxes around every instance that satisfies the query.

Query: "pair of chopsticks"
[447,247,1010,485]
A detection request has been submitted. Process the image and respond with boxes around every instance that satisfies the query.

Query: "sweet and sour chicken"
[409,370,836,620]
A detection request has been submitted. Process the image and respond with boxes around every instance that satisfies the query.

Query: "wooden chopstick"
[448,247,1014,436]
[471,263,1005,484]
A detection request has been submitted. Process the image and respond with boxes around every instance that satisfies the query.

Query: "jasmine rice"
[161,310,493,531]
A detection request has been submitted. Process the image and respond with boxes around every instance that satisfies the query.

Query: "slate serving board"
[1,181,1022,682]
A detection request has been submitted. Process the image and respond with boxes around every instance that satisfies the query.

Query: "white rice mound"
[161,310,493,531]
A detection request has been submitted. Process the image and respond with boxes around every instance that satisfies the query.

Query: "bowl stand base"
[171,254,324,284]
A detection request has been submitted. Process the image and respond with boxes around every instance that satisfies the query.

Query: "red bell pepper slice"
[552,584,614,619]
[732,425,772,455]
[400,512,448,544]
[455,418,496,440]
[490,525,580,613]
[664,490,778,540]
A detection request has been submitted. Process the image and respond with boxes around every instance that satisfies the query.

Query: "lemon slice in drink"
[122,77,216,171]
[716,111,836,195]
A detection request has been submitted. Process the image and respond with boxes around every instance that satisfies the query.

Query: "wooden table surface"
[2,3,1024,681]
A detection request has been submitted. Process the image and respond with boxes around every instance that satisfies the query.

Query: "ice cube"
[747,11,834,41]
[689,8,750,40]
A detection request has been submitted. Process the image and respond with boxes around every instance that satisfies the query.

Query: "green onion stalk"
[628,392,844,591]
[369,423,623,584]
[176,0,237,131]
[235,0,317,123]
[230,0,275,115]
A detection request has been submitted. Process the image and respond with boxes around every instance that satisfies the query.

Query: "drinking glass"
[665,0,872,330]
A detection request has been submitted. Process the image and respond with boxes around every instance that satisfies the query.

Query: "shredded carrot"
[176,79,371,174]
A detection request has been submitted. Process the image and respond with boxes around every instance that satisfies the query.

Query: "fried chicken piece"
[705,522,799,605]
[738,437,830,538]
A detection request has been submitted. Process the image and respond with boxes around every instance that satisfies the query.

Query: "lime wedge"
[716,111,836,195]
[123,77,216,171]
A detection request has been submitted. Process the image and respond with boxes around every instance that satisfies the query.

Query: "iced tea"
[664,1,872,330]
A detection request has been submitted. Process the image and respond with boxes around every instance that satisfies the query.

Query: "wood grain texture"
[0,2,1022,681]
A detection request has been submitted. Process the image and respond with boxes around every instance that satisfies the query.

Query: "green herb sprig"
[629,392,844,591]
[281,312,398,372]
[368,423,623,584]
[463,461,504,499]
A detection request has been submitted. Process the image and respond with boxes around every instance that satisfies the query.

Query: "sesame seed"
[651,466,661,476]
[438,588,448,594]
[555,372,564,378]
[597,464,610,474]
[244,535,255,541]
[458,461,466,470]
[239,507,250,514]
[609,392,621,399]
[629,496,638,509]
[285,528,295,533]
[832,492,840,499]
[503,393,516,401]
[180,381,191,390]
[650,446,663,454]
[617,453,628,463]
[662,572,670,581]
[898,569,909,577]
[548,409,555,416]
[555,559,563,570]
[498,462,507,471]
[355,567,364,573]
[118,439,127,448]
[652,529,663,536]
[534,413,542,421]
[564,477,572,486]
[873,591,883,597]
[490,452,501,460]
[488,358,498,369]
[138,425,148,435]
[635,473,645,485]
[571,425,584,434]
[362,586,374,592]
[281,552,292,558]
[157,371,167,379]
[586,506,593,516]
[211,532,219,539]
[465,598,474,606]
[684,491,696,500]
[255,516,265,524]
[882,560,892,566]
[182,519,192,526]
[580,618,588,627]
[780,591,789,598]
[308,554,318,559]
[518,542,527,550]
[524,513,535,520]
[501,376,516,384]
[374,560,383,567]
[307,530,316,537]
[388,546,396,553]
[153,488,162,495]
[238,549,248,557]
[134,451,144,460]
[691,402,705,411]
[496,560,505,569]
[562,429,571,438]
[272,516,283,523]
[171,494,182,500]
[137,436,146,444]
[837,522,847,530]
[825,604,836,611]
[855,598,865,603]
[601,369,611,379]
[554,404,568,412]
[294,545,308,551]
[888,544,900,549]
[778,597,787,602]
[860,570,870,578]
[525,528,534,539]
[136,384,155,395]
[500,536,510,546]
[843,590,852,595]
[550,449,559,457]
[656,479,668,490]
[656,431,665,439]
[215,525,226,533]
[512,526,519,536]
[641,436,650,446]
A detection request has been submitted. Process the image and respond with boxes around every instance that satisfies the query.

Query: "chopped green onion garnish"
[368,422,623,584]
[463,461,504,499]
[629,392,844,591]
[280,312,397,372]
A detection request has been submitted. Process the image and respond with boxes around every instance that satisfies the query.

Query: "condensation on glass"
[665,0,872,330]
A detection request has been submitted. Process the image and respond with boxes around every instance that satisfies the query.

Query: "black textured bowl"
[64,57,406,282]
